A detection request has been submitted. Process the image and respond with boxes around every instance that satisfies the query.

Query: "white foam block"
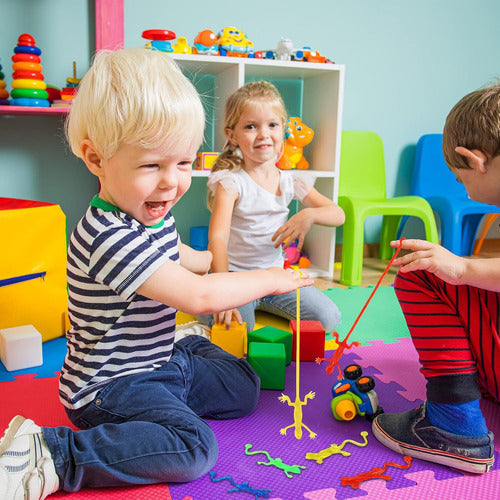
[0,325,43,372]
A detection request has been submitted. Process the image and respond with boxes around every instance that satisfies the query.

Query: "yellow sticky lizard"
[305,431,369,464]
[279,270,316,439]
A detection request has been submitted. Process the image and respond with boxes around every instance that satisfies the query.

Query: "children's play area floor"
[1,286,499,499]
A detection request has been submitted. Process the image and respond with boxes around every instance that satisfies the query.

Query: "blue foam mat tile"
[0,336,67,382]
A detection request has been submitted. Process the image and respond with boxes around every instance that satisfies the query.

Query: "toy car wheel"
[344,364,362,380]
[356,375,375,393]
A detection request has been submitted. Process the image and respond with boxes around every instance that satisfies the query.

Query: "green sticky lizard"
[244,444,306,478]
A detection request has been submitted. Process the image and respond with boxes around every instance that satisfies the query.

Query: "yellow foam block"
[0,199,68,342]
[211,321,247,358]
[194,152,219,171]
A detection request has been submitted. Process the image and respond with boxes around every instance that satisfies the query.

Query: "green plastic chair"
[338,131,439,286]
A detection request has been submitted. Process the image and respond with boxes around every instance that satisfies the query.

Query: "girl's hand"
[391,239,467,285]
[214,308,243,329]
[267,267,314,294]
[272,209,313,251]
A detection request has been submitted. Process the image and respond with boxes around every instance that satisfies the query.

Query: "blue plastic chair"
[398,134,500,256]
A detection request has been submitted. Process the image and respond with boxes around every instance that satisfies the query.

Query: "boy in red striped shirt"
[373,84,500,474]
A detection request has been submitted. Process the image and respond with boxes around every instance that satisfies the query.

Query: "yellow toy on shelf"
[277,117,314,170]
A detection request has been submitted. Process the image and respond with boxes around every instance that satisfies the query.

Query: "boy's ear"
[455,146,488,172]
[80,140,104,176]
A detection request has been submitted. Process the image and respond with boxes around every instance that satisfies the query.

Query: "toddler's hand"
[214,308,243,329]
[267,267,314,295]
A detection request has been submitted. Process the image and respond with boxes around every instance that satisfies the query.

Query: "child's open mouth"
[145,201,168,218]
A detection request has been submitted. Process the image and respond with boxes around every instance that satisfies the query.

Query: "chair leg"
[440,213,464,255]
[340,216,365,286]
[473,213,500,255]
[462,214,485,256]
[422,213,439,244]
[380,215,403,260]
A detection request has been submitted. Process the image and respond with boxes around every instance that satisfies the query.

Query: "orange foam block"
[211,321,247,358]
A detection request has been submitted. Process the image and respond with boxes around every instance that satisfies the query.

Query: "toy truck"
[331,364,383,422]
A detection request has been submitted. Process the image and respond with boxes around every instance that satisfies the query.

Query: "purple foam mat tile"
[170,350,495,500]
[349,337,427,404]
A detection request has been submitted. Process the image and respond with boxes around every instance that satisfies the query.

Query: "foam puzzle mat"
[0,286,498,499]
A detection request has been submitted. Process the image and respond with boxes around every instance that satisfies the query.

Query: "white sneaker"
[0,416,59,500]
[174,321,211,343]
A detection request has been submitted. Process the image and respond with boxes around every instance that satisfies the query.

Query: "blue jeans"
[198,285,341,332]
[42,336,260,491]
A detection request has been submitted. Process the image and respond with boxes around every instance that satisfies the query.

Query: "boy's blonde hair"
[66,47,205,160]
[443,83,500,170]
[208,80,287,209]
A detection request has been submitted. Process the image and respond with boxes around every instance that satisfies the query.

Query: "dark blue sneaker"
[372,403,494,474]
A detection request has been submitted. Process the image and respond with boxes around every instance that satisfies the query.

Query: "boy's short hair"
[66,47,205,159]
[443,83,500,169]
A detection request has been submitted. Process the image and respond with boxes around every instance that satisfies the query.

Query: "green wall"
[1,0,499,242]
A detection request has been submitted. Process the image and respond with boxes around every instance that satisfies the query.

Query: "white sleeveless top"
[207,169,314,271]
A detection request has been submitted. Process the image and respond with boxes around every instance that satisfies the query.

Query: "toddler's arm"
[273,188,345,251]
[137,261,313,316]
[391,238,500,292]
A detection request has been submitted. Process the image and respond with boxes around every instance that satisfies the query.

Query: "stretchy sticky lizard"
[316,240,405,378]
[340,455,412,489]
[305,431,369,464]
[209,471,273,499]
[279,272,316,439]
[244,444,306,478]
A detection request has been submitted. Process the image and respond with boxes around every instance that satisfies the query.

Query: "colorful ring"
[0,80,6,89]
[11,79,47,90]
[9,97,50,107]
[13,70,44,81]
[12,53,41,63]
[14,45,42,55]
[0,89,9,99]
[11,88,49,99]
[0,98,9,106]
[12,61,43,72]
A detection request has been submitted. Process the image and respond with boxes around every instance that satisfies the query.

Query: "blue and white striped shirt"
[59,196,179,409]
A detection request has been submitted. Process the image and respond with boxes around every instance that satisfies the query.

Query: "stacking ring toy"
[14,45,42,55]
[13,61,43,72]
[10,97,50,107]
[11,88,49,99]
[11,79,47,90]
[13,70,44,81]
[12,53,41,63]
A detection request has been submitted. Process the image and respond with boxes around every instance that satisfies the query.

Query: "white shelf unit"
[171,54,345,278]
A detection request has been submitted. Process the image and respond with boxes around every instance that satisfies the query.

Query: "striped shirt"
[59,196,179,410]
